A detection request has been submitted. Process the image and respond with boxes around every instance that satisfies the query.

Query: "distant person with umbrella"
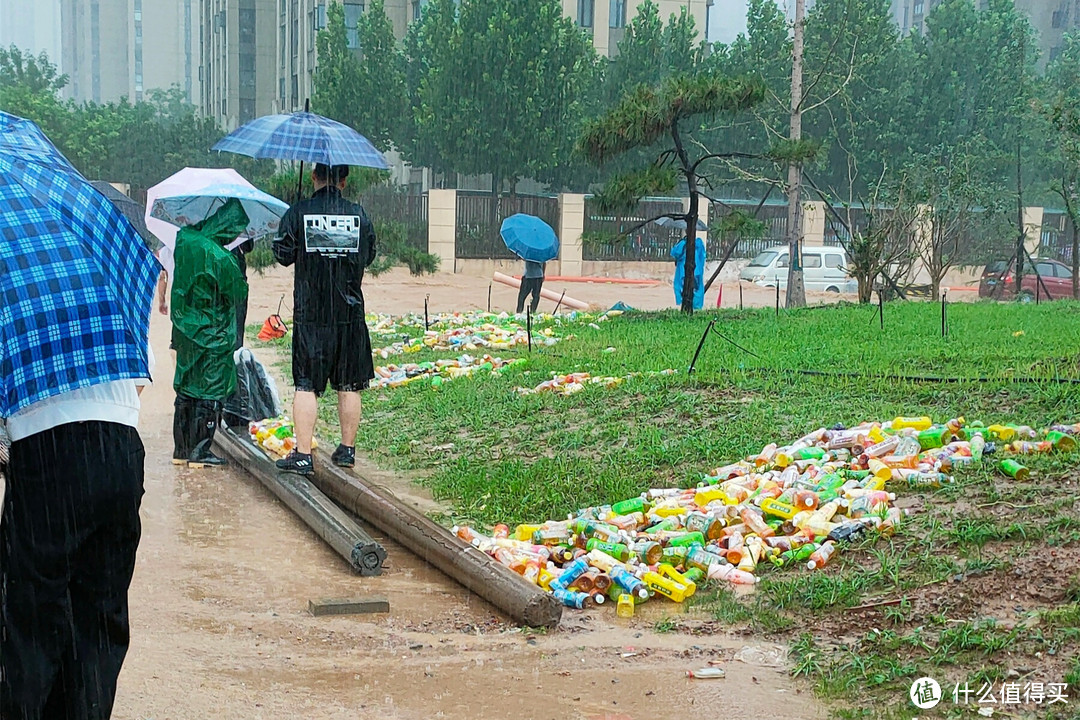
[501,214,559,315]
[0,112,158,719]
[213,106,389,476]
[170,198,251,467]
[661,217,707,311]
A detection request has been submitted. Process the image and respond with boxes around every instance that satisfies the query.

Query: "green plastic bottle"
[585,538,631,562]
[667,531,706,548]
[612,497,647,515]
[917,427,951,450]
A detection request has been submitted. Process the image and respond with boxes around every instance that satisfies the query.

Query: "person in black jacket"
[272,164,376,476]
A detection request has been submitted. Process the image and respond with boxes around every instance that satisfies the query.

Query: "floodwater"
[101,270,829,719]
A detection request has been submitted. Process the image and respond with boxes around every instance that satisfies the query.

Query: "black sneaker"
[331,444,355,468]
[276,451,314,476]
[187,451,228,469]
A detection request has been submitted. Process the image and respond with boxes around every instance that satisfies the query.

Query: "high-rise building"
[0,0,63,63]
[275,0,410,114]
[200,0,278,128]
[58,0,199,104]
[562,0,713,57]
[891,0,1070,67]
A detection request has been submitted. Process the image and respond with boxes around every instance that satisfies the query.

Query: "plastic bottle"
[585,538,631,562]
[667,531,707,548]
[685,545,728,573]
[864,435,901,458]
[707,562,758,585]
[532,527,572,546]
[660,545,690,566]
[553,588,592,609]
[792,489,820,511]
[987,424,1016,442]
[642,570,690,602]
[616,593,635,618]
[610,565,650,599]
[659,563,697,597]
[739,507,776,538]
[867,458,893,483]
[778,543,818,566]
[684,511,725,540]
[738,537,762,573]
[759,497,798,520]
[794,447,826,461]
[807,540,837,570]
[632,540,663,565]
[612,497,647,515]
[892,416,933,431]
[917,427,952,450]
[724,531,745,564]
[551,557,590,591]
[999,459,1030,481]
[898,471,953,488]
[1045,431,1078,452]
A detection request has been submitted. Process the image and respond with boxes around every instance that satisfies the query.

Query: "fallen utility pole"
[309,450,563,628]
[215,429,387,575]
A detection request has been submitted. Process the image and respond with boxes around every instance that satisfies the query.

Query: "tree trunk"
[683,187,700,314]
[1072,216,1079,300]
[858,275,871,304]
[784,0,806,309]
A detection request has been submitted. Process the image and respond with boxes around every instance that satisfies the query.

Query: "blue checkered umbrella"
[0,111,158,416]
[212,111,390,169]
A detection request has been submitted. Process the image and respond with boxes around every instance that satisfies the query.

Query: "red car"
[979,259,1076,301]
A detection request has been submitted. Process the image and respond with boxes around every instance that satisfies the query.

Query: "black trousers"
[517,277,544,313]
[173,395,222,460]
[1,421,145,720]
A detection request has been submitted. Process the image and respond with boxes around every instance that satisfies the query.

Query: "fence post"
[802,200,826,246]
[427,189,457,273]
[1023,207,1044,257]
[558,193,585,277]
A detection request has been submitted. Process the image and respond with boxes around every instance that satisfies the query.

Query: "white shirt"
[4,345,155,442]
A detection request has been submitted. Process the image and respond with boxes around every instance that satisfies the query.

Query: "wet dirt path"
[112,283,827,720]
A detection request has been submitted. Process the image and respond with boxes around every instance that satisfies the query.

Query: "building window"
[280,24,287,67]
[292,16,299,57]
[1053,9,1066,28]
[609,0,626,28]
[411,0,425,21]
[291,74,299,102]
[317,3,327,29]
[913,0,923,15]
[241,98,256,122]
[280,77,286,101]
[344,1,364,49]
[239,9,256,43]
[577,0,594,28]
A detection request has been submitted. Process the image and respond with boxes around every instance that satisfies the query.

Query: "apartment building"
[58,0,199,104]
[891,0,1071,66]
[0,0,62,63]
[200,0,278,128]
[562,0,712,57]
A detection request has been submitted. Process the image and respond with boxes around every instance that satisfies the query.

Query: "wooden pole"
[309,454,563,628]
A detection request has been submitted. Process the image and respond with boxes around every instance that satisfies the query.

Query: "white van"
[739,245,857,293]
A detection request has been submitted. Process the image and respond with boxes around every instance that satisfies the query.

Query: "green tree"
[580,72,766,312]
[1043,31,1080,298]
[313,0,406,152]
[403,0,599,193]
[603,2,705,103]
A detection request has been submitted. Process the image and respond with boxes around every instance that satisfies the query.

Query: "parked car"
[979,258,1075,301]
[739,245,857,293]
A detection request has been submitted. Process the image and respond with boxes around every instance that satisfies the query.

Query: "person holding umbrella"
[0,112,158,719]
[500,213,560,315]
[213,106,389,476]
[660,217,707,311]
[270,164,377,475]
[170,198,251,467]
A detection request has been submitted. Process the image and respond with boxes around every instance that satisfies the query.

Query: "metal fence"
[1042,210,1075,263]
[455,192,561,259]
[582,197,686,261]
[708,199,790,259]
[362,189,429,252]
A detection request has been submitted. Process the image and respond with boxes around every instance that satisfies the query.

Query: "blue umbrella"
[500,214,560,263]
[212,111,390,169]
[150,182,289,245]
[0,111,158,416]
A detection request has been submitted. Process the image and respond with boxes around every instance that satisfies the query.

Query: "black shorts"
[292,321,375,395]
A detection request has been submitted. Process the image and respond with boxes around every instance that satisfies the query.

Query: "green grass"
[274,299,1080,717]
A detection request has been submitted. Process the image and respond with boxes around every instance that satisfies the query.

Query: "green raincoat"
[171,198,250,400]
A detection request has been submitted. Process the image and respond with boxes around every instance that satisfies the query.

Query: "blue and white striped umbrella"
[212,111,390,169]
[150,182,289,244]
[0,111,158,415]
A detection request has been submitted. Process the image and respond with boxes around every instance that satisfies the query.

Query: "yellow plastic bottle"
[759,497,798,520]
[642,570,689,603]
[515,523,543,542]
[659,563,697,597]
[892,416,933,431]
[867,458,893,484]
[616,593,635,618]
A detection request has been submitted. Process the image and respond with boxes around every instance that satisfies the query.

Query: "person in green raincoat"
[171,198,250,467]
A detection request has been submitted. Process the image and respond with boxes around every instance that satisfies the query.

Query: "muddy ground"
[110,270,829,720]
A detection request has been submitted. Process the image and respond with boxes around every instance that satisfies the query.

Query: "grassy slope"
[303,300,1080,718]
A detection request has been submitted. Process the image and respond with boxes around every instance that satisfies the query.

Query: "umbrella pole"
[487,283,492,313]
[553,290,565,315]
[424,294,430,331]
[526,311,533,353]
[297,161,304,203]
